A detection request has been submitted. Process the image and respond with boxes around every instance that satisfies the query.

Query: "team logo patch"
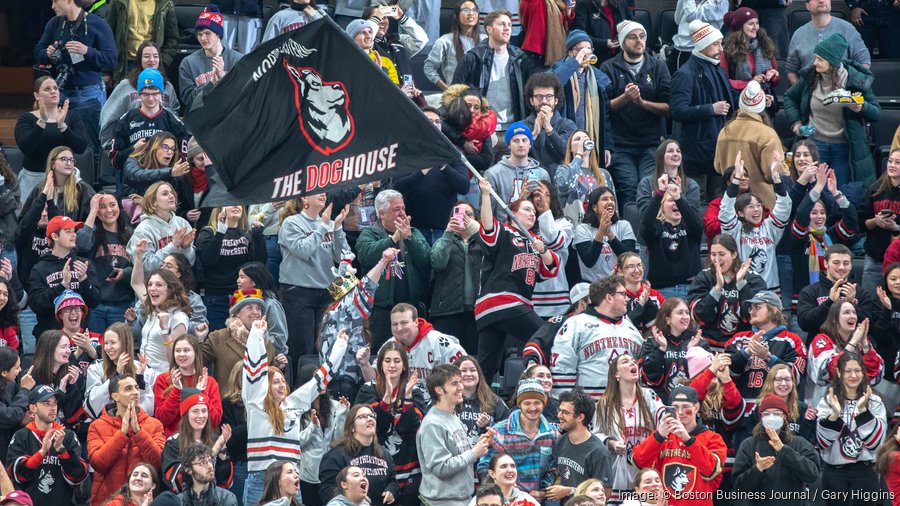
[663,462,695,495]
[285,63,355,156]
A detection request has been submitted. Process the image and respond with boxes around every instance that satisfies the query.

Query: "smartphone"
[528,168,542,181]
[388,5,399,16]
[664,406,676,418]
[453,205,466,222]
[880,209,893,216]
[402,74,414,87]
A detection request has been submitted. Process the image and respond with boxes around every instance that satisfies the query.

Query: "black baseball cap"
[28,385,62,405]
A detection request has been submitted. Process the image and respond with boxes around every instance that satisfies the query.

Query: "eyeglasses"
[532,93,556,102]
[461,7,478,14]
[622,264,643,271]
[159,144,177,153]
[139,91,161,98]
[54,156,75,164]
[614,291,628,297]
[191,456,214,467]
[356,413,376,421]
[773,378,792,384]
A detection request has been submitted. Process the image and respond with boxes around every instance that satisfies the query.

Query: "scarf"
[191,167,208,193]
[544,0,567,66]
[569,67,602,165]
[808,229,832,284]
[733,39,773,83]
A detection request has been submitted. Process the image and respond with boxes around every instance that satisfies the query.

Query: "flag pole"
[458,155,535,246]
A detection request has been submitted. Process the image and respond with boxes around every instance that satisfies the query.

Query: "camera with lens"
[49,42,74,88]
[583,140,595,152]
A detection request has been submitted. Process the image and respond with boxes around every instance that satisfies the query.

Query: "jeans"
[432,311,479,356]
[203,294,231,332]
[608,145,657,213]
[813,140,851,189]
[245,469,301,506]
[231,460,248,506]
[266,235,282,282]
[300,480,322,506]
[281,284,331,361]
[62,83,106,174]
[87,301,130,334]
[19,308,37,355]
[658,284,689,300]
[863,255,884,293]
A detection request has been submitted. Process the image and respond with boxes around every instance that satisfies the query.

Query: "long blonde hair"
[44,146,81,214]
[102,322,136,380]
[205,206,249,231]
[279,199,303,225]
[562,130,606,186]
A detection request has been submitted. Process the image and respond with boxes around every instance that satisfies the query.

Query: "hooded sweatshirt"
[278,210,348,289]
[484,156,551,222]
[26,250,101,338]
[126,212,197,273]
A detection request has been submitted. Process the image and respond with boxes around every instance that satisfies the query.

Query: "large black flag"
[185,17,459,207]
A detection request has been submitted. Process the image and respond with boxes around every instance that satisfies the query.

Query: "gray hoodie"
[278,211,348,289]
[484,156,550,222]
[177,47,243,111]
[126,212,197,273]
[325,493,370,506]
[416,406,477,506]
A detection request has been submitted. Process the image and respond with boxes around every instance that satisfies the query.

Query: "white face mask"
[761,413,784,431]
[465,219,480,236]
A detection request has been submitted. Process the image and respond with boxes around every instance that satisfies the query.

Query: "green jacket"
[107,0,179,82]
[783,59,881,188]
[356,223,431,308]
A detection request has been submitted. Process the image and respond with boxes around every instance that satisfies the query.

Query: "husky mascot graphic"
[285,62,355,155]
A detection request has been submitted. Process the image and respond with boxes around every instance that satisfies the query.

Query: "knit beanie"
[565,29,592,51]
[195,4,225,40]
[758,394,789,415]
[685,346,714,379]
[814,33,848,69]
[346,18,378,39]
[505,121,533,145]
[740,80,766,114]
[229,288,267,316]
[180,387,207,416]
[186,136,203,160]
[616,20,645,47]
[689,19,723,53]
[516,378,547,405]
[723,7,758,32]
[137,68,164,93]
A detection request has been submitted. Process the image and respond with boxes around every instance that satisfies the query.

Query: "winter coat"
[670,55,737,176]
[783,59,880,188]
[732,427,821,504]
[0,380,29,452]
[522,111,578,175]
[713,110,788,211]
[550,57,615,158]
[87,405,166,506]
[201,325,276,387]
[600,52,672,147]
[356,222,431,309]
[430,232,484,317]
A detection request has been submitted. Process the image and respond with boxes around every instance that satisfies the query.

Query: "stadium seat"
[295,354,320,388]
[500,356,528,396]
[633,9,654,53]
[657,9,676,50]
[439,7,455,38]
[175,4,207,52]
[871,108,900,173]
[773,58,789,97]
[623,202,643,245]
[2,147,23,176]
[870,60,900,101]
[75,149,96,186]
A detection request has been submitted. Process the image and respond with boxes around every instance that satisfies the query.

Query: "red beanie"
[758,394,788,415]
[179,387,207,416]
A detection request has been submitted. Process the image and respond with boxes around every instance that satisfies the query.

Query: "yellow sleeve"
[383,56,400,85]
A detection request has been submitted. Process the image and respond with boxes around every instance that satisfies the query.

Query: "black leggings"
[477,311,545,384]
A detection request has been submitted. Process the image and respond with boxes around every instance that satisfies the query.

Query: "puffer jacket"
[87,405,166,506]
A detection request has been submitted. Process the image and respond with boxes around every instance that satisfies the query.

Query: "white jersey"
[380,319,466,380]
[550,309,644,399]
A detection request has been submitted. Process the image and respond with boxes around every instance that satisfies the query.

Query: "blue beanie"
[565,29,591,51]
[137,68,164,93]
[505,121,533,145]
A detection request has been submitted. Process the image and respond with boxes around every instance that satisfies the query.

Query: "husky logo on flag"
[286,63,354,155]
